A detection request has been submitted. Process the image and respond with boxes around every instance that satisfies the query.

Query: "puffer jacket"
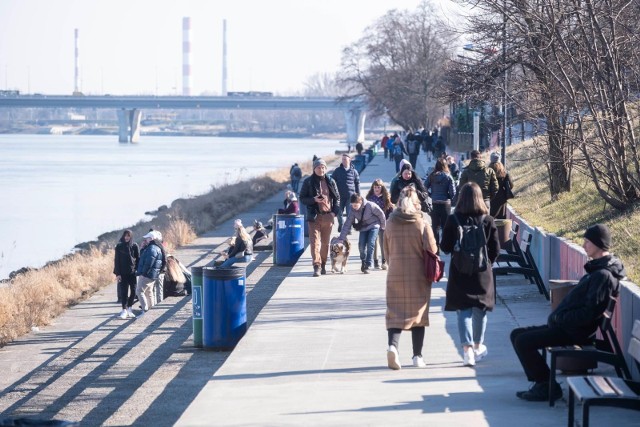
[548,255,625,342]
[331,164,360,200]
[136,240,164,279]
[459,159,499,200]
[299,173,341,221]
[425,171,456,202]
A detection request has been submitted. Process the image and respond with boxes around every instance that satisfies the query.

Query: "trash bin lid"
[203,266,245,280]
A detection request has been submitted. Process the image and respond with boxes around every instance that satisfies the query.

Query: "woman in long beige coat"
[383,185,438,370]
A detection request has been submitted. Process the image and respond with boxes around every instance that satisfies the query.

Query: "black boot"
[374,259,380,269]
[321,263,327,275]
[313,265,320,277]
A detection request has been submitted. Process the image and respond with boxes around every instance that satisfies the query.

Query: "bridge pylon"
[117,108,141,143]
[345,108,366,144]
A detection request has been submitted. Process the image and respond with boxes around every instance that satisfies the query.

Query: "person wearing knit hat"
[511,223,625,402]
[299,156,341,277]
[490,152,500,164]
[234,219,243,229]
[389,160,431,213]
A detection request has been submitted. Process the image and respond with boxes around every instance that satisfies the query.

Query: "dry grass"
[0,157,341,347]
[508,140,640,284]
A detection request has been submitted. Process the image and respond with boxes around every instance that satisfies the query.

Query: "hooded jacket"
[113,238,140,276]
[425,171,456,202]
[337,199,386,240]
[459,159,499,200]
[548,255,625,341]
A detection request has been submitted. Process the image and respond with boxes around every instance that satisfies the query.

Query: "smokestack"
[182,17,192,96]
[222,19,228,96]
[74,29,80,94]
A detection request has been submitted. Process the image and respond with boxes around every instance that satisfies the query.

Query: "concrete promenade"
[1,150,637,426]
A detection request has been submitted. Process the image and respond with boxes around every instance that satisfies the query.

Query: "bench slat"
[568,377,599,401]
[605,377,638,398]
[628,337,640,364]
[632,320,640,340]
[586,376,618,396]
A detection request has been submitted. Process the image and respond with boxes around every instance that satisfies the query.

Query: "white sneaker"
[412,355,426,368]
[463,347,476,367]
[474,344,488,362]
[387,346,402,370]
[126,307,136,319]
[118,309,127,320]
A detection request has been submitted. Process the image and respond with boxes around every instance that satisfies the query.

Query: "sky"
[0,0,463,96]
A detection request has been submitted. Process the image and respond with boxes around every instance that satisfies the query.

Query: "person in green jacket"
[458,150,498,211]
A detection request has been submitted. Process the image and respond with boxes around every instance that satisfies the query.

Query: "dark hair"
[470,150,481,159]
[350,193,363,203]
[455,183,488,215]
[120,229,133,241]
[433,158,450,174]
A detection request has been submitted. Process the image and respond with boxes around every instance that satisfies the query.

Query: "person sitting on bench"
[510,224,625,402]
[219,219,254,268]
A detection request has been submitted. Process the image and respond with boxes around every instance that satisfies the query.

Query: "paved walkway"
[1,150,637,426]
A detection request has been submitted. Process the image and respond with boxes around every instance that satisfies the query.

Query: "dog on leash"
[330,237,350,274]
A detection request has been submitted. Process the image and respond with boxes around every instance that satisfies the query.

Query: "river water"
[0,134,343,280]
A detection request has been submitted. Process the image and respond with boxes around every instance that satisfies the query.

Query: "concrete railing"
[507,206,640,379]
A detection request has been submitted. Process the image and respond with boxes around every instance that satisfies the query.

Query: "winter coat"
[383,209,438,329]
[338,200,386,240]
[113,239,140,276]
[366,193,394,219]
[548,255,625,342]
[490,172,513,207]
[458,159,499,200]
[389,173,429,205]
[227,236,253,258]
[278,200,299,214]
[331,164,360,201]
[425,171,456,202]
[136,240,165,280]
[299,173,341,221]
[440,213,500,311]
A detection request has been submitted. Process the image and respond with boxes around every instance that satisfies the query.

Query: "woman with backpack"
[440,182,500,367]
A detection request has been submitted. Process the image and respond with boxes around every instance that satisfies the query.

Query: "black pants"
[388,327,425,357]
[429,202,451,249]
[510,325,575,382]
[118,274,137,309]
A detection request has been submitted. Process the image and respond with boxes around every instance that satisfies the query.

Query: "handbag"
[424,248,445,282]
[505,182,515,200]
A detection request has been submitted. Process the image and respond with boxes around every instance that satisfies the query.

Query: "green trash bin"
[191,265,204,348]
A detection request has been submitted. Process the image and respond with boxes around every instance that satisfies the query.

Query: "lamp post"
[501,0,508,169]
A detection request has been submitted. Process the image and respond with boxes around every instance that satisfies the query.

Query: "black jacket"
[331,164,360,200]
[113,240,140,276]
[548,255,625,341]
[389,173,429,205]
[299,173,340,221]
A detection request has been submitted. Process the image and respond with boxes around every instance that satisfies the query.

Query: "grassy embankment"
[507,140,640,284]
[0,156,333,347]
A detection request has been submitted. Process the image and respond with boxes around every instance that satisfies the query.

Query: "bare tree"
[339,1,454,131]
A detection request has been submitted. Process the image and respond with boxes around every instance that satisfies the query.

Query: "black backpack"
[451,214,488,275]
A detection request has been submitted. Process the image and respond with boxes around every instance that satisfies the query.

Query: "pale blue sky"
[0,0,462,96]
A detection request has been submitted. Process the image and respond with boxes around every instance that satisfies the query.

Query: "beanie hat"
[584,224,611,251]
[400,162,413,173]
[234,219,243,229]
[490,152,500,163]
[313,158,327,169]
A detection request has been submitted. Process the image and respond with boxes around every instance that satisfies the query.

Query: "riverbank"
[0,155,333,347]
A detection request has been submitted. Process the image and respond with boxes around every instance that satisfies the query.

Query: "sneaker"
[363,267,370,274]
[412,355,426,368]
[474,344,488,361]
[381,261,388,270]
[387,346,401,370]
[118,309,127,320]
[313,265,320,277]
[126,307,136,319]
[463,347,476,366]
[516,381,563,402]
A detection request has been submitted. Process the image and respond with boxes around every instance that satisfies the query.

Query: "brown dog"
[330,237,350,274]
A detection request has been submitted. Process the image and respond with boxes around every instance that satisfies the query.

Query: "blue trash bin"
[274,214,305,266]
[202,266,247,350]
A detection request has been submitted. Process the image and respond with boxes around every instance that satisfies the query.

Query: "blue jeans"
[337,196,352,228]
[359,228,379,268]
[220,254,252,268]
[457,307,487,346]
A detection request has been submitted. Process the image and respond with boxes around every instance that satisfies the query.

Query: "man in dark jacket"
[299,158,340,277]
[331,153,360,233]
[511,224,625,402]
[458,150,498,210]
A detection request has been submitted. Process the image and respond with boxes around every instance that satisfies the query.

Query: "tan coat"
[383,210,438,330]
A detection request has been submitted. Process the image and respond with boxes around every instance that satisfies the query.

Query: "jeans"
[220,254,252,268]
[457,307,487,346]
[394,155,404,172]
[510,324,576,382]
[373,228,386,263]
[388,327,425,357]
[359,228,379,268]
[337,196,352,229]
[429,202,451,250]
[409,153,418,169]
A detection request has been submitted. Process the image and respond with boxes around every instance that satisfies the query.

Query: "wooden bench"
[566,319,640,427]
[493,229,549,299]
[547,295,631,406]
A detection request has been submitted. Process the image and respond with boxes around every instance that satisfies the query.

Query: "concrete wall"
[507,206,640,379]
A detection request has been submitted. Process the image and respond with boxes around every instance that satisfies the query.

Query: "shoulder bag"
[352,205,366,231]
[422,224,444,282]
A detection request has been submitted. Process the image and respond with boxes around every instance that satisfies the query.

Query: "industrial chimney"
[74,29,81,94]
[222,19,228,96]
[182,17,192,96]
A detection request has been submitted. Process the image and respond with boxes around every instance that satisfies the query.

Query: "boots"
[374,259,380,269]
[321,263,327,275]
[313,265,320,277]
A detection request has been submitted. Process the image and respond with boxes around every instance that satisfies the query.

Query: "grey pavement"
[1,150,637,426]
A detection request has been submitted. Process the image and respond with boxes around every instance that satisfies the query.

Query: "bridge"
[0,95,367,143]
